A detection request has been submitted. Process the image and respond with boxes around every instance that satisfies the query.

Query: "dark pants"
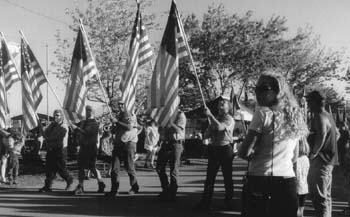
[110,141,138,192]
[242,176,297,217]
[7,153,19,182]
[201,145,234,204]
[156,141,183,196]
[45,148,72,188]
[78,146,98,182]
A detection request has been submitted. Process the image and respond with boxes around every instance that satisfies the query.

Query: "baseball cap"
[306,90,326,101]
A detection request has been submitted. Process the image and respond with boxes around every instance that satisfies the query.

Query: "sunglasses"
[255,85,273,93]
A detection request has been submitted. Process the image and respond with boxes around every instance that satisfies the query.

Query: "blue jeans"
[110,141,138,192]
[308,157,333,217]
[156,141,183,196]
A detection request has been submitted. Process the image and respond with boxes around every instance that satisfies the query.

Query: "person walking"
[239,70,308,217]
[144,119,159,169]
[307,90,339,217]
[105,99,140,197]
[156,110,186,202]
[73,105,106,195]
[39,110,73,192]
[197,97,235,210]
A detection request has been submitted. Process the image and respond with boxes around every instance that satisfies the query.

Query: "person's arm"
[310,114,328,160]
[238,109,264,160]
[204,108,228,131]
[115,114,136,130]
[238,130,260,160]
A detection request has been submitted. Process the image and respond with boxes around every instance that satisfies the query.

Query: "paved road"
[0,158,348,217]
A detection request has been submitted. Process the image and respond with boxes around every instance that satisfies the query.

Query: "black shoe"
[97,182,106,193]
[73,185,84,195]
[65,178,73,191]
[128,187,139,195]
[39,186,52,193]
[104,191,118,197]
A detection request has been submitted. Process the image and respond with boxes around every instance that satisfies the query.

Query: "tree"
[52,0,156,113]
[180,4,345,110]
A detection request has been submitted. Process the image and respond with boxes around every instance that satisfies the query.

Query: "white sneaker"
[133,154,139,162]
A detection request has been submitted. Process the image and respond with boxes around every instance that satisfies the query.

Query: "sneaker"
[73,185,84,195]
[97,182,106,193]
[65,178,74,191]
[104,191,118,197]
[133,154,139,162]
[128,187,139,195]
[39,186,52,193]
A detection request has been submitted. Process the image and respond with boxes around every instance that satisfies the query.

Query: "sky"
[0,0,350,116]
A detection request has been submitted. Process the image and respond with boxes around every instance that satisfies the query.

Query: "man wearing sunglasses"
[105,98,140,197]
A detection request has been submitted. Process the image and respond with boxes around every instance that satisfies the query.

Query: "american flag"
[1,37,20,91]
[63,26,98,122]
[0,50,8,129]
[120,3,153,113]
[148,0,189,127]
[21,38,47,132]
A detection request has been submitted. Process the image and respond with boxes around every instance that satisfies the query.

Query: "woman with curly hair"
[239,69,309,217]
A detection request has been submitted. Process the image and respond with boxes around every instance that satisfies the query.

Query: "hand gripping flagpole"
[19,30,70,123]
[173,2,206,108]
[79,19,113,118]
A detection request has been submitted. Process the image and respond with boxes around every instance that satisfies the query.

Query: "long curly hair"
[260,69,309,141]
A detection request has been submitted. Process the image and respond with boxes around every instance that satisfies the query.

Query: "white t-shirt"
[144,126,160,151]
[248,107,298,177]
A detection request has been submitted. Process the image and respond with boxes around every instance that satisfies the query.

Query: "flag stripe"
[1,39,20,91]
[21,38,46,133]
[148,0,190,127]
[63,27,97,122]
[120,4,153,113]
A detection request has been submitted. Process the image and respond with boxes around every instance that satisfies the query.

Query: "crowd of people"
[0,69,350,217]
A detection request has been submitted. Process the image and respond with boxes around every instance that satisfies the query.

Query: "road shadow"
[0,188,242,217]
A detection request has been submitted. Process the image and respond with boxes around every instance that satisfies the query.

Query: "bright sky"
[0,0,349,116]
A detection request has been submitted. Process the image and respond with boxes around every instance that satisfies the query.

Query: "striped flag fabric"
[21,38,47,132]
[63,26,98,122]
[1,37,20,91]
[0,51,8,129]
[120,3,153,113]
[148,0,190,127]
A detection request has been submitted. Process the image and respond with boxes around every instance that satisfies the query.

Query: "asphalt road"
[0,158,348,217]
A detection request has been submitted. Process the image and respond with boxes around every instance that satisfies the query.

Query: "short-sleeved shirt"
[248,107,298,177]
[208,114,235,146]
[114,111,138,144]
[165,112,187,142]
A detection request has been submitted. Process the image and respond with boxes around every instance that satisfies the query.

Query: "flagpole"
[19,30,69,123]
[78,19,113,117]
[173,3,206,107]
[46,43,49,123]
